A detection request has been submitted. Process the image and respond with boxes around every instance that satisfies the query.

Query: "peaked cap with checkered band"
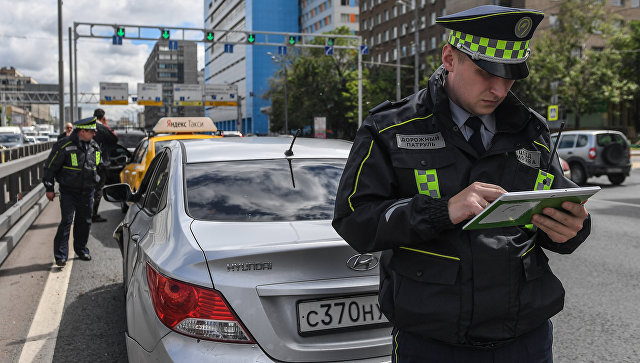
[436,5,544,80]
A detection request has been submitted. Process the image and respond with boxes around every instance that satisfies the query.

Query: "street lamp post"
[267,52,289,135]
[397,0,419,93]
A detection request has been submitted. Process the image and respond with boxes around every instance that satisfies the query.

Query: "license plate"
[297,294,389,334]
[608,168,623,173]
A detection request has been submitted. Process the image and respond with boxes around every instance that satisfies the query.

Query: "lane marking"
[590,198,640,209]
[18,251,75,363]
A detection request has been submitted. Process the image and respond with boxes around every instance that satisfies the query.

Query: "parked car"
[551,130,631,185]
[102,136,391,362]
[25,136,37,144]
[114,128,147,153]
[0,126,26,148]
[104,144,132,185]
[120,117,221,192]
[559,156,571,179]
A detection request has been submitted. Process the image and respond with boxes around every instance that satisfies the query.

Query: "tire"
[570,162,587,185]
[607,173,625,185]
[603,143,625,165]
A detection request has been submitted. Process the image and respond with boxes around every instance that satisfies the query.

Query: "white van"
[0,126,27,148]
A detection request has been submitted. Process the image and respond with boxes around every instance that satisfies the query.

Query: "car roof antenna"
[546,121,565,172]
[284,129,302,157]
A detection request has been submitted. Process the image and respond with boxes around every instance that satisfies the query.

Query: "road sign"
[99,82,128,105]
[173,84,203,106]
[324,46,334,56]
[548,105,559,121]
[224,44,234,53]
[137,83,163,106]
[360,45,369,55]
[204,84,238,107]
[169,40,178,50]
[314,116,327,139]
[278,46,287,55]
[112,35,122,45]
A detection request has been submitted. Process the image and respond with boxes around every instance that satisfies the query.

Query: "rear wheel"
[607,173,626,185]
[570,163,587,185]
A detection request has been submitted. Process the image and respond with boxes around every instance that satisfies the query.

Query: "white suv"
[551,130,631,185]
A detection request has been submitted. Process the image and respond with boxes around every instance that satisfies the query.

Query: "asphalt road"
[1,168,639,362]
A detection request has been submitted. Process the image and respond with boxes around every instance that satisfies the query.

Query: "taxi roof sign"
[154,117,218,133]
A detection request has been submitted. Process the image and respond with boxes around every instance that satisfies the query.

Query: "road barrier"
[0,143,54,265]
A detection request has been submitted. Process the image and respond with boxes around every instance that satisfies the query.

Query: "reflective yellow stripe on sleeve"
[348,140,374,212]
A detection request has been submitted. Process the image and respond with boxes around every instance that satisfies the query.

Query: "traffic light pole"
[73,22,364,128]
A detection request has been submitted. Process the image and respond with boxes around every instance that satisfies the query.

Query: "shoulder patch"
[65,145,78,151]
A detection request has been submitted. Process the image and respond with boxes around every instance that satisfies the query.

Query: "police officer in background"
[44,117,101,266]
[91,108,118,223]
[333,6,591,362]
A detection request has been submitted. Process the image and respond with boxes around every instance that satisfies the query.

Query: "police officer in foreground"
[333,6,591,362]
[44,117,101,266]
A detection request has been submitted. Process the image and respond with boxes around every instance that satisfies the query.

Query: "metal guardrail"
[0,142,55,265]
[0,142,54,213]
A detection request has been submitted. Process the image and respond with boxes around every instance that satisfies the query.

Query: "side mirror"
[103,183,133,203]
[114,155,128,164]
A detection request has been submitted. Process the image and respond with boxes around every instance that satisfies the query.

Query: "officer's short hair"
[93,108,105,121]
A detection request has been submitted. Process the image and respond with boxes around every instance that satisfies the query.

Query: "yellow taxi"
[120,117,221,191]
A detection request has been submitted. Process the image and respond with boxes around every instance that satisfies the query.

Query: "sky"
[0,0,205,123]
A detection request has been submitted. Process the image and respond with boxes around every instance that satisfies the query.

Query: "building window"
[385,30,389,41]
[385,51,389,62]
[377,53,381,63]
[549,14,558,28]
[402,24,407,36]
[393,26,397,38]
[611,0,624,5]
[571,47,582,58]
[393,6,397,17]
[421,39,426,52]
[431,36,436,50]
[421,16,426,29]
[393,48,397,60]
[363,1,367,11]
[632,0,640,7]
[430,12,436,26]
[385,10,389,21]
[341,0,349,6]
[370,36,374,46]
[378,33,382,43]
[421,0,426,7]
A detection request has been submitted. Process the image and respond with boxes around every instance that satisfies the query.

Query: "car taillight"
[146,263,255,343]
[561,159,570,171]
[588,147,596,159]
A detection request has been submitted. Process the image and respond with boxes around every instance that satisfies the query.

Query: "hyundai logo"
[347,254,379,271]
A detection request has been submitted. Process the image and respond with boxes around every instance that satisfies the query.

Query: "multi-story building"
[204,0,298,135]
[359,0,447,97]
[143,40,201,129]
[0,66,52,125]
[300,0,360,34]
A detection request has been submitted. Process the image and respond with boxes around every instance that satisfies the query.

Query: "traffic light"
[162,29,170,40]
[205,31,214,42]
[328,37,335,46]
[287,35,296,45]
[116,26,125,37]
[247,33,256,44]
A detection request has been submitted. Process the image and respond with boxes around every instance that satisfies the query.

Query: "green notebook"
[462,186,600,230]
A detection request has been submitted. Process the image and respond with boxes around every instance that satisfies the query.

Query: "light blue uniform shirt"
[449,100,496,151]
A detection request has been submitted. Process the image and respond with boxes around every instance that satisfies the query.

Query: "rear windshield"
[185,159,345,222]
[0,134,22,143]
[596,133,627,147]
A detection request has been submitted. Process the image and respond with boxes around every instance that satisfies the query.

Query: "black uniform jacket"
[332,66,591,346]
[43,132,101,194]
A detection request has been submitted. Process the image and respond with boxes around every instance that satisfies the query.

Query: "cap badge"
[515,17,533,38]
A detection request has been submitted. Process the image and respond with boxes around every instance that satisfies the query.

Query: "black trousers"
[392,320,553,363]
[53,190,93,260]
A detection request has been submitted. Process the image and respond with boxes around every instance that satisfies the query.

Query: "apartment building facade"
[143,40,201,129]
[300,0,360,34]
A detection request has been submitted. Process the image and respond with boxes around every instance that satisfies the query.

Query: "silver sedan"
[103,136,392,362]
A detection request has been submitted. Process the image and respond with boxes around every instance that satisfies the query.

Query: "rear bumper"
[586,163,631,176]
[125,332,392,362]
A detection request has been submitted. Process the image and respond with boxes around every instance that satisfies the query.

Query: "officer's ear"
[442,44,456,73]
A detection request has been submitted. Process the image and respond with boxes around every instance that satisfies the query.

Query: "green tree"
[515,0,637,129]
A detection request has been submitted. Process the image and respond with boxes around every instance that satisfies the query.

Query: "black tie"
[466,116,485,155]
